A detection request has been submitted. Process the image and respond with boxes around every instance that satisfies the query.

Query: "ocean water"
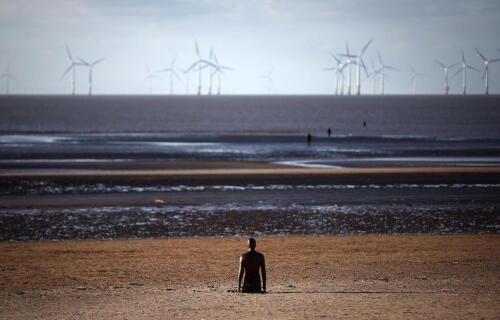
[1,95,500,240]
[1,95,500,137]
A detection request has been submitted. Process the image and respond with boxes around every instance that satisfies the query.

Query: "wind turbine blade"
[409,64,416,74]
[61,64,73,80]
[345,41,350,56]
[385,65,399,71]
[330,52,340,64]
[461,49,465,64]
[323,67,337,71]
[220,66,233,71]
[475,48,487,62]
[171,55,177,67]
[91,58,105,66]
[77,57,89,65]
[338,53,356,58]
[360,58,369,76]
[157,68,172,73]
[65,44,73,62]
[361,38,373,56]
[452,68,462,78]
[186,61,198,72]
[200,59,217,68]
[467,65,479,72]
[435,59,445,68]
[377,50,383,65]
[173,70,181,82]
[194,40,200,58]
[489,58,500,63]
[448,62,459,69]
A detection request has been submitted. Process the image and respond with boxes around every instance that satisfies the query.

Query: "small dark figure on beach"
[363,121,367,127]
[307,133,312,145]
[238,238,266,293]
[327,128,331,137]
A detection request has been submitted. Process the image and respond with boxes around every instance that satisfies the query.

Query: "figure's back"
[241,250,264,292]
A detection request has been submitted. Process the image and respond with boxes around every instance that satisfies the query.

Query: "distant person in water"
[307,133,312,145]
[327,128,331,137]
[238,238,266,293]
[363,121,367,127]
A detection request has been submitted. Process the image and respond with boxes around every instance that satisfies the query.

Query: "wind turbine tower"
[475,48,500,95]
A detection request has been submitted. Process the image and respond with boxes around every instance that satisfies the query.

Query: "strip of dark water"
[1,203,498,241]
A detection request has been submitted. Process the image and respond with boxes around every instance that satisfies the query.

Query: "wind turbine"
[409,65,426,95]
[376,50,398,95]
[341,39,372,96]
[210,51,233,95]
[338,42,357,95]
[186,40,213,95]
[78,57,105,96]
[475,48,500,95]
[258,67,274,93]
[158,55,181,95]
[144,66,160,94]
[61,44,82,95]
[0,64,15,94]
[323,53,346,95]
[435,59,458,95]
[453,49,479,95]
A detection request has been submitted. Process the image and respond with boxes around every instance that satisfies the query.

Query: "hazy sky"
[1,0,500,95]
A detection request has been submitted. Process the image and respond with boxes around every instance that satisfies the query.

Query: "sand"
[1,234,499,319]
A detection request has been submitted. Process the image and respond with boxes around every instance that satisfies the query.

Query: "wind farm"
[2,39,499,96]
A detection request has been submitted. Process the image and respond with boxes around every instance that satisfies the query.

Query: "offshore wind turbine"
[61,44,82,95]
[435,59,458,95]
[339,42,356,95]
[0,64,15,94]
[186,40,213,95]
[158,55,181,95]
[453,49,478,95]
[210,51,233,95]
[475,48,500,95]
[409,64,426,95]
[341,39,372,95]
[323,53,346,95]
[258,67,274,93]
[144,66,160,94]
[376,50,398,95]
[78,57,105,96]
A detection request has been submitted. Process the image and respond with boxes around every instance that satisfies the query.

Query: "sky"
[1,0,500,95]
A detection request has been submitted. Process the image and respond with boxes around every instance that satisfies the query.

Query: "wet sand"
[1,235,499,319]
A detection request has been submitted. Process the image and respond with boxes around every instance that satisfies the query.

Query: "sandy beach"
[0,234,499,319]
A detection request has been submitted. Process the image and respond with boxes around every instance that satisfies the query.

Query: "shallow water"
[1,203,498,241]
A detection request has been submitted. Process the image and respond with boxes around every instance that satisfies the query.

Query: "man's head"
[247,238,256,250]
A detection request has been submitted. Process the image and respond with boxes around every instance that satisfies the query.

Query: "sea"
[0,94,499,240]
